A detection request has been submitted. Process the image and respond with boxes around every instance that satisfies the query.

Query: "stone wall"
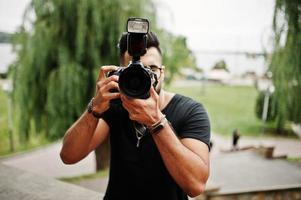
[197,188,301,200]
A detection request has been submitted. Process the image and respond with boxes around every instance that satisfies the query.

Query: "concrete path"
[1,133,300,199]
[210,134,301,157]
[1,142,95,178]
[1,134,300,180]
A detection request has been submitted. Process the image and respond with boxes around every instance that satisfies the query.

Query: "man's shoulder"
[171,93,204,109]
[164,92,207,119]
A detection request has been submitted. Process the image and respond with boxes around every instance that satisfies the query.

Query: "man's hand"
[120,87,163,127]
[93,66,121,113]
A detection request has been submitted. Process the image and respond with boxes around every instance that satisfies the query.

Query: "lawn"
[0,81,281,155]
[168,82,270,137]
[0,88,9,154]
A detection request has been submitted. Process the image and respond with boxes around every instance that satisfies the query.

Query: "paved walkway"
[1,142,95,178]
[1,134,300,179]
[1,134,300,199]
[210,134,301,157]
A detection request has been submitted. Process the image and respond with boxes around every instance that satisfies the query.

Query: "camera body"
[109,18,158,99]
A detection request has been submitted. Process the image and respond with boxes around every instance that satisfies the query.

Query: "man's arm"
[60,66,120,164]
[60,113,110,164]
[152,125,209,197]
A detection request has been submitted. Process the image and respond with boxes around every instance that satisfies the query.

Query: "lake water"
[0,43,16,73]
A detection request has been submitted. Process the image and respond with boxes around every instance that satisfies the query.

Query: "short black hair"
[118,31,162,58]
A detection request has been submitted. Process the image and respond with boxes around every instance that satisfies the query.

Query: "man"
[60,32,210,200]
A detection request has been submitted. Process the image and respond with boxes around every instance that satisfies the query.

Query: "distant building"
[180,68,204,81]
[207,69,231,83]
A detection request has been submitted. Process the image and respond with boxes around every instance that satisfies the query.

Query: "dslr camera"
[109,18,158,99]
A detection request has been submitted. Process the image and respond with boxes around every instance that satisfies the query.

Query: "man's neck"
[159,89,175,111]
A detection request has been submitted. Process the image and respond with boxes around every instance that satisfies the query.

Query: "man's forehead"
[124,47,162,66]
[141,47,162,65]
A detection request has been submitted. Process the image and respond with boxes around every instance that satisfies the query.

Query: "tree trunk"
[94,137,110,171]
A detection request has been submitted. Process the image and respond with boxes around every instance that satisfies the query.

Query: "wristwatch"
[87,98,103,118]
[148,115,168,134]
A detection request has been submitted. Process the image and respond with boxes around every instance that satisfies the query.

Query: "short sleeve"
[177,102,211,150]
[101,105,116,128]
[101,100,126,129]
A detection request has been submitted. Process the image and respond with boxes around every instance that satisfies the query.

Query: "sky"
[0,0,31,33]
[155,0,275,52]
[155,0,275,75]
[0,0,275,75]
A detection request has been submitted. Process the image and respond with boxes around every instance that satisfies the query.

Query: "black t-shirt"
[102,94,210,200]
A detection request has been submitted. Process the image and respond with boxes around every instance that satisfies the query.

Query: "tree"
[255,91,278,122]
[269,0,301,132]
[212,60,229,72]
[157,31,197,85]
[12,0,156,170]
[12,0,155,140]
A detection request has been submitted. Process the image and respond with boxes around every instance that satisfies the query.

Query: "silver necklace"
[133,122,147,148]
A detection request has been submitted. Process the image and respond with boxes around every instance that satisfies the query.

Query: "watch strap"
[148,115,168,134]
[87,98,103,119]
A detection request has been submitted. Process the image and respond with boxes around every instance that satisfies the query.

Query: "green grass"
[58,169,109,183]
[287,157,301,164]
[0,88,10,153]
[168,82,275,137]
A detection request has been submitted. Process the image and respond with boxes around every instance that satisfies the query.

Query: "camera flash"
[127,18,149,34]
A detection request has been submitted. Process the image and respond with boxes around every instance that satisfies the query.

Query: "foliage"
[158,31,197,85]
[11,0,197,141]
[269,0,301,131]
[12,0,155,140]
[255,91,278,122]
[212,60,229,72]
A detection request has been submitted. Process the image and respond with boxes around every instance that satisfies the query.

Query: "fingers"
[102,75,119,86]
[121,97,139,121]
[105,92,120,100]
[120,95,135,110]
[98,79,120,99]
[97,65,118,81]
[149,86,158,99]
[102,80,119,93]
[97,75,118,91]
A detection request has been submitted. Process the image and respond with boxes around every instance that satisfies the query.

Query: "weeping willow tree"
[269,0,301,132]
[12,0,156,141]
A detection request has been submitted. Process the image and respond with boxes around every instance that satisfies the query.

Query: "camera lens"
[119,64,151,99]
